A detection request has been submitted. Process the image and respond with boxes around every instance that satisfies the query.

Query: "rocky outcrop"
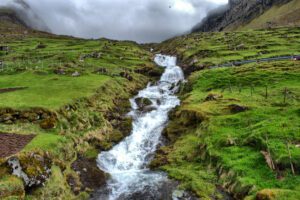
[0,108,57,129]
[192,0,293,32]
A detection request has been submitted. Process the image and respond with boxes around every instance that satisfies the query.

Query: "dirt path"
[0,133,35,158]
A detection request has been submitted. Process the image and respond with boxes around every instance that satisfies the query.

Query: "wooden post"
[284,87,288,103]
[265,85,268,99]
[286,141,295,175]
[265,135,276,170]
[229,82,232,93]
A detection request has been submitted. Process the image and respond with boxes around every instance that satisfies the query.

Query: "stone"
[53,68,66,75]
[256,189,275,200]
[39,118,57,129]
[72,71,80,77]
[228,104,249,113]
[71,156,107,190]
[204,93,223,101]
[135,97,152,108]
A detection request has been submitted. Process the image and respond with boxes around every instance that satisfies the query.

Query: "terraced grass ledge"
[0,31,161,199]
[152,60,300,199]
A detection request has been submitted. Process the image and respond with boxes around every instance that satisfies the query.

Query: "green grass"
[0,72,109,109]
[0,24,156,199]
[157,27,300,67]
[159,60,300,198]
[23,133,66,152]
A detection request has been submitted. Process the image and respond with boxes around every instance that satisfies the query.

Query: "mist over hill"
[0,0,227,43]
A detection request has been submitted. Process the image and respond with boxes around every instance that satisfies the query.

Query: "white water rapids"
[95,55,185,200]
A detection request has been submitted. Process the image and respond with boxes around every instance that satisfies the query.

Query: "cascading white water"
[95,54,184,200]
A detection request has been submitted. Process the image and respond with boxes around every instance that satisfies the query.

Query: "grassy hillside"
[0,19,159,199]
[153,27,300,199]
[239,0,300,31]
[157,27,300,70]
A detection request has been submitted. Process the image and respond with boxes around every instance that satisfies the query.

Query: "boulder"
[256,189,275,200]
[72,71,80,77]
[135,97,153,112]
[204,93,223,101]
[228,104,249,113]
[71,155,107,190]
[39,117,57,129]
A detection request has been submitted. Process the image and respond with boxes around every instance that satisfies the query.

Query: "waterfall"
[94,54,184,200]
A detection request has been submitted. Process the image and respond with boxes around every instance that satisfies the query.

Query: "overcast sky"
[1,0,228,43]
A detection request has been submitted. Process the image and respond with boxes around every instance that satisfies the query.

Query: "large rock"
[135,97,154,112]
[71,155,107,191]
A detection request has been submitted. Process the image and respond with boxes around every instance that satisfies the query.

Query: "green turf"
[158,60,300,199]
[0,72,109,109]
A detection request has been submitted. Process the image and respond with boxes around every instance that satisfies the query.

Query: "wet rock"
[228,104,249,113]
[135,97,152,109]
[71,155,107,191]
[204,93,223,101]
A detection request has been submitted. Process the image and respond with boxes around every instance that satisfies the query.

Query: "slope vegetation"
[0,16,160,199]
[153,27,300,199]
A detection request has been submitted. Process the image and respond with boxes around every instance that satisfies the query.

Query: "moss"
[28,166,75,199]
[0,175,25,199]
[39,117,57,129]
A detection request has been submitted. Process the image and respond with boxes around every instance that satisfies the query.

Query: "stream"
[92,54,185,200]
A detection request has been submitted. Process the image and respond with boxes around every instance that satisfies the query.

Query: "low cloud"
[1,0,228,43]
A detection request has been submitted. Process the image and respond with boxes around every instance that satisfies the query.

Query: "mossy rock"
[16,152,52,187]
[39,117,57,129]
[175,109,207,127]
[256,189,276,200]
[135,97,152,108]
[109,130,124,143]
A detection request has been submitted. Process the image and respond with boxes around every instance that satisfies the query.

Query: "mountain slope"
[192,0,298,32]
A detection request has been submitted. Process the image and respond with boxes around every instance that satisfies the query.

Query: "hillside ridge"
[192,0,295,32]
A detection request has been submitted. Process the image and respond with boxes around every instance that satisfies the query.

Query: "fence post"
[286,141,295,175]
[283,87,288,103]
[229,82,232,93]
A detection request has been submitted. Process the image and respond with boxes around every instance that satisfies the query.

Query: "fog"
[1,0,228,43]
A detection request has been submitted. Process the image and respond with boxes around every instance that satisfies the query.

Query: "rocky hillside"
[192,0,298,32]
[0,0,49,34]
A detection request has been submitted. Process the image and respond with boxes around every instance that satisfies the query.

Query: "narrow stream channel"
[92,55,185,200]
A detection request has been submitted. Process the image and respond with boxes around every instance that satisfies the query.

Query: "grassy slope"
[0,20,156,199]
[239,0,300,31]
[156,28,300,199]
[158,27,300,67]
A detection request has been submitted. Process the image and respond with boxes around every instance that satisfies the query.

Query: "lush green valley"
[0,6,299,200]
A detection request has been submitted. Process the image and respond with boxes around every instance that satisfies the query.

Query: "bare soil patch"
[0,133,35,158]
[0,87,28,94]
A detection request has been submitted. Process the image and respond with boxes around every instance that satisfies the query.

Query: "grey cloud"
[1,0,227,43]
